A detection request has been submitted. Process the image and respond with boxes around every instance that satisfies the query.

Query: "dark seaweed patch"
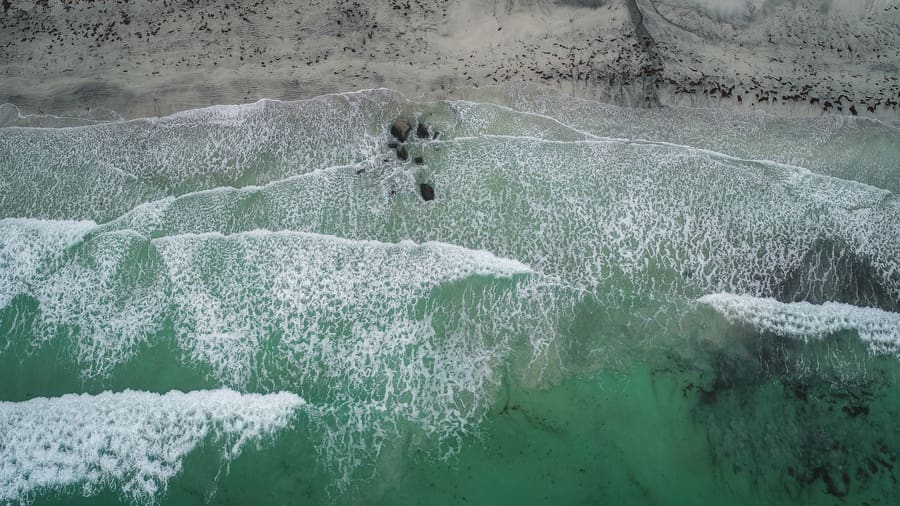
[555,0,609,8]
[675,323,900,501]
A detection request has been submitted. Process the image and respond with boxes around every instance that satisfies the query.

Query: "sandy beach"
[1,0,898,120]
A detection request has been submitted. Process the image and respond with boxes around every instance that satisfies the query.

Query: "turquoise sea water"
[1,87,899,504]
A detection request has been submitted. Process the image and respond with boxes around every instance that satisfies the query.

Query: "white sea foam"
[32,231,167,378]
[85,131,896,314]
[7,128,894,385]
[699,293,900,353]
[0,389,305,504]
[153,230,532,386]
[5,87,897,226]
[468,85,900,193]
[0,220,552,485]
[0,89,404,221]
[0,219,168,377]
[0,218,96,309]
[151,229,547,484]
[0,218,538,388]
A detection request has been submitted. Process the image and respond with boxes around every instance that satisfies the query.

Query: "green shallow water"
[14,346,900,506]
[1,87,899,504]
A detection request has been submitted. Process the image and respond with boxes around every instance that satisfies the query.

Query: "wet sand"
[1,0,898,120]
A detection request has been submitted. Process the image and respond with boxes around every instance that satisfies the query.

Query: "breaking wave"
[0,389,304,503]
[699,293,900,354]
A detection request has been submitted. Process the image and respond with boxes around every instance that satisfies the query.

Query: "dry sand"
[1,0,898,120]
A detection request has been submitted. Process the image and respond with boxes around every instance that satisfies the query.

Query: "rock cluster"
[388,116,438,202]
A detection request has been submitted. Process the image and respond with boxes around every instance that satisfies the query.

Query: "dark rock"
[419,183,435,201]
[390,117,412,142]
[431,130,439,140]
[849,105,858,116]
[416,122,430,139]
[414,156,424,165]
[395,144,408,161]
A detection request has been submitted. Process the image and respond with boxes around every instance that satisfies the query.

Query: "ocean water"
[0,87,898,505]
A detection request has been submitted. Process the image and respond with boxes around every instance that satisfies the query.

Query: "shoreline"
[1,0,898,120]
[4,84,900,135]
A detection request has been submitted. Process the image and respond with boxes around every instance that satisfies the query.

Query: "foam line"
[1,88,404,131]
[476,85,900,192]
[97,160,370,233]
[699,293,900,352]
[153,229,533,275]
[0,389,305,504]
[434,133,893,200]
[448,99,883,184]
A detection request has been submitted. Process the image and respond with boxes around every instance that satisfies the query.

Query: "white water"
[700,293,900,354]
[0,389,304,503]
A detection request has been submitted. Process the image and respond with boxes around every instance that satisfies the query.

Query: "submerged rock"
[390,117,412,142]
[419,183,435,201]
[414,156,424,165]
[395,144,408,161]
